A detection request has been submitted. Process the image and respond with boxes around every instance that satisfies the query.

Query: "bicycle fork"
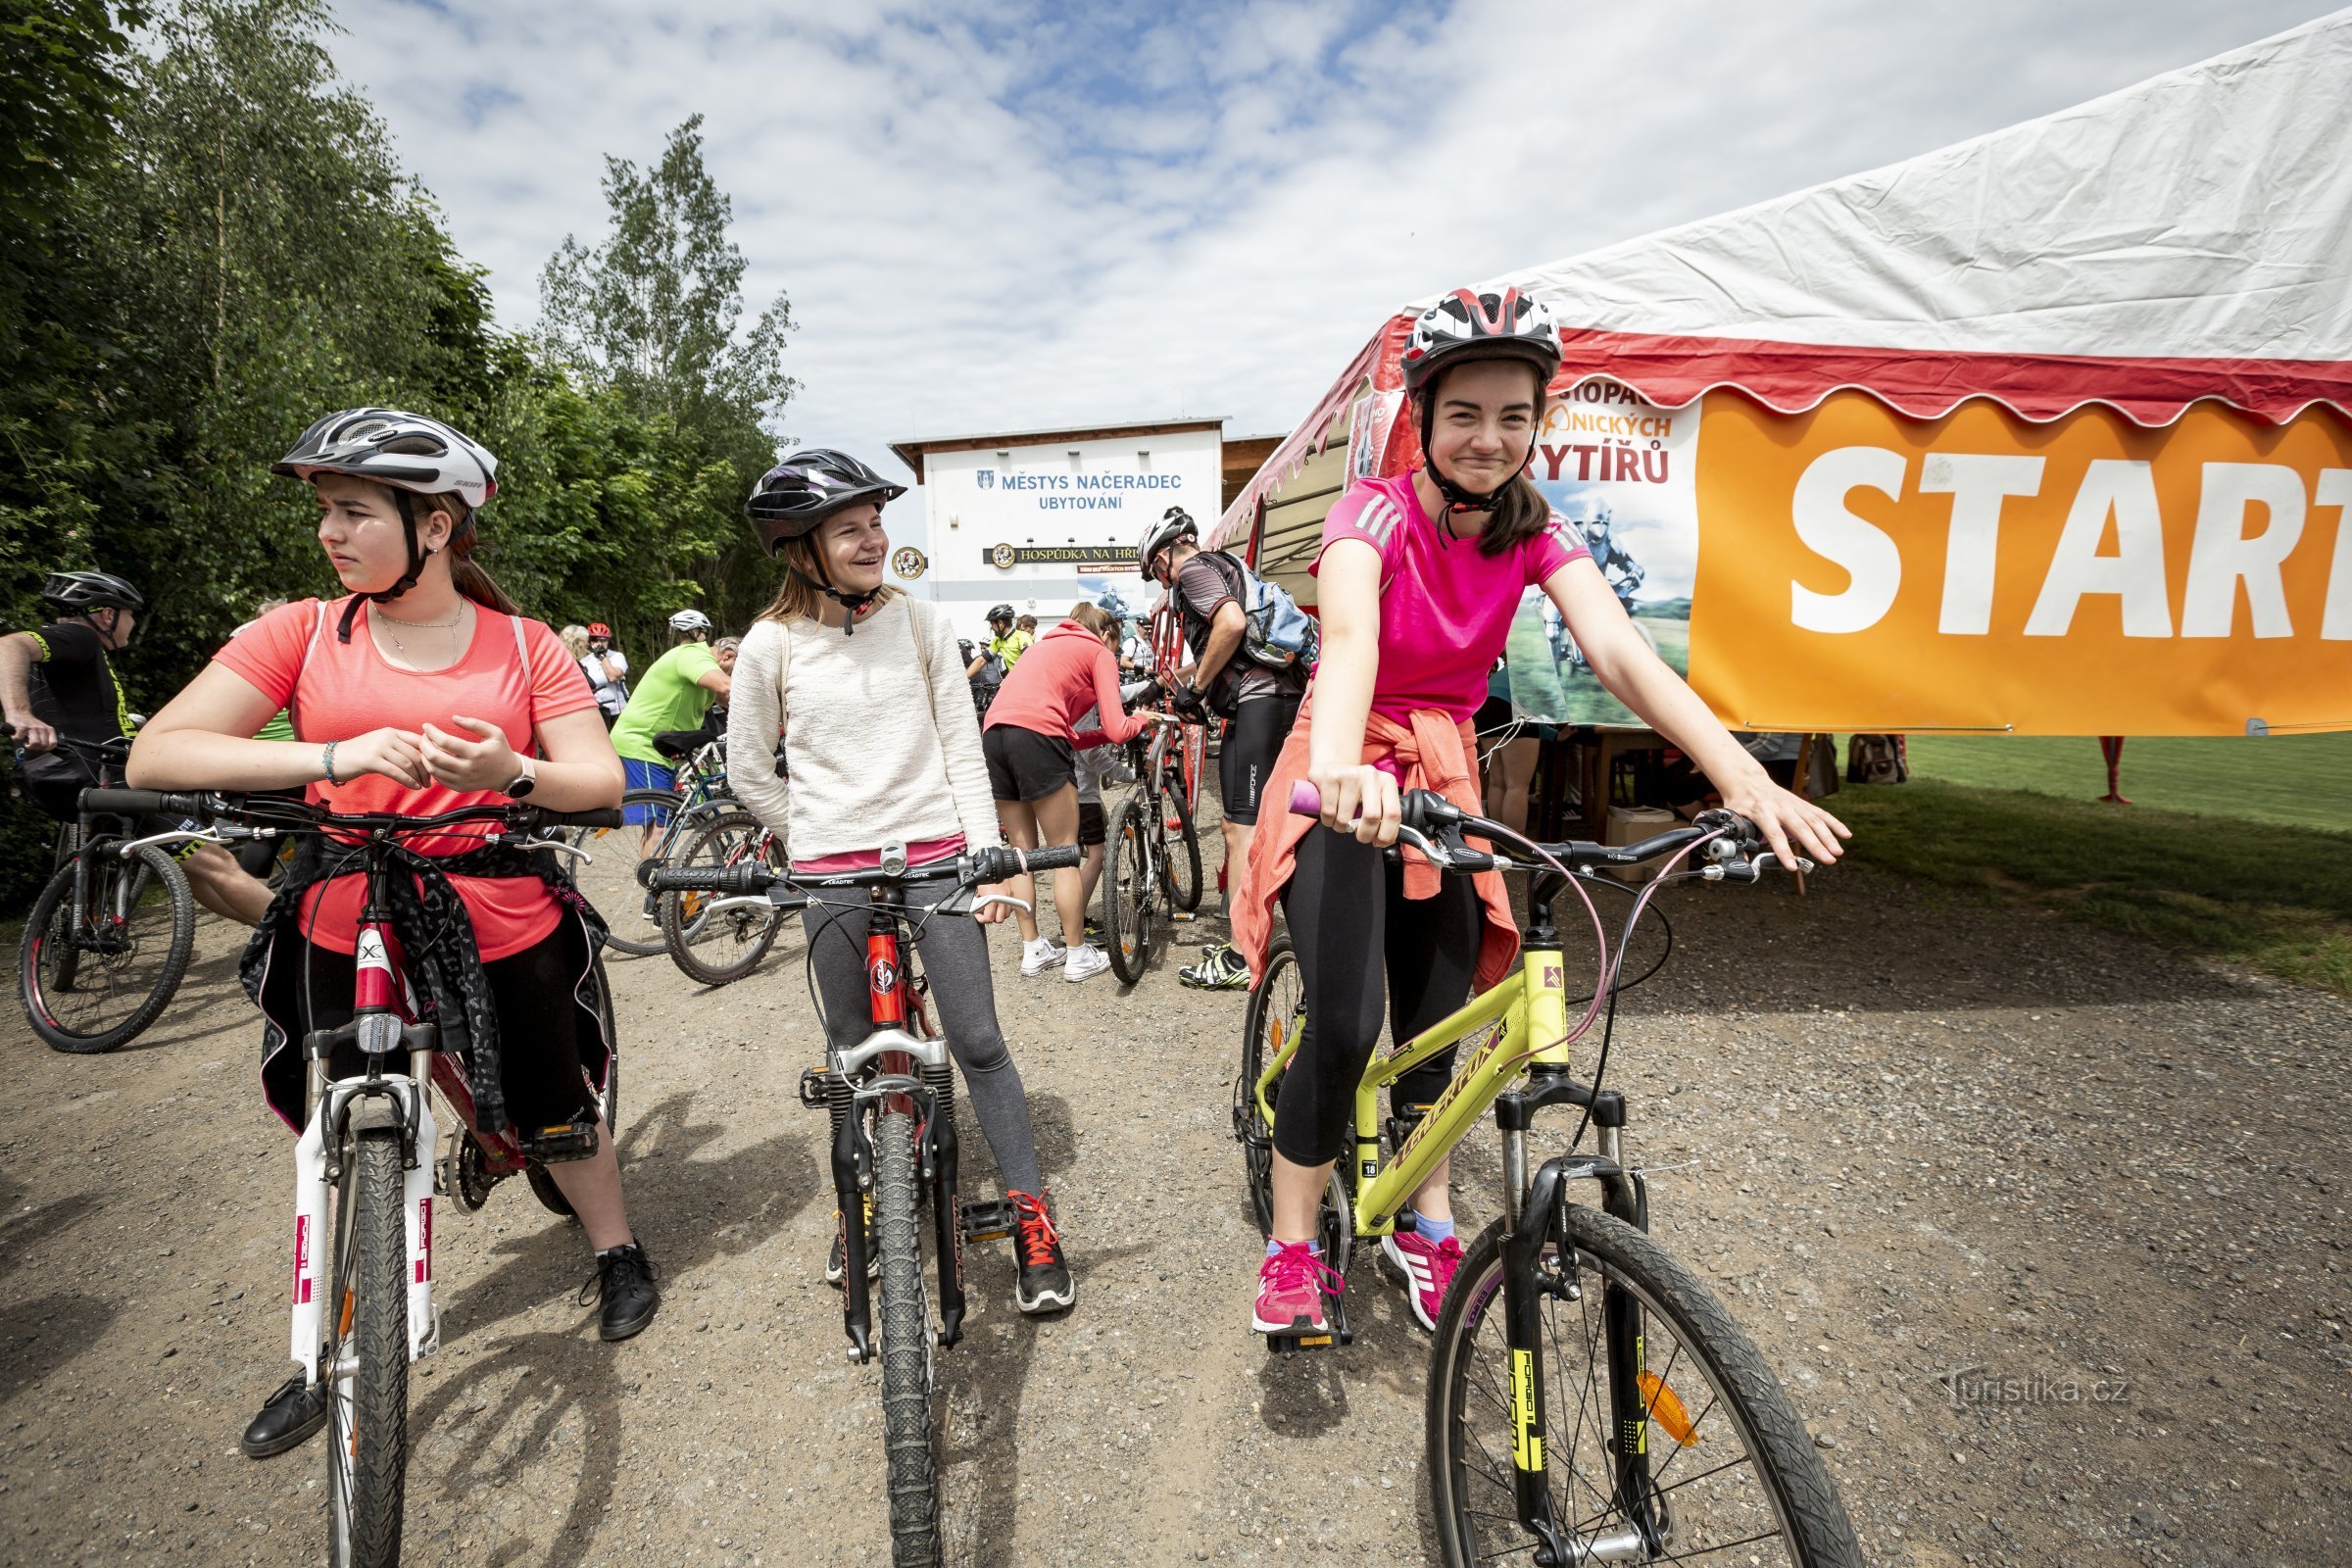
[1496,1103,1658,1564]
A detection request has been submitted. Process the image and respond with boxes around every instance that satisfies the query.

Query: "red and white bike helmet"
[1399,288,1562,514]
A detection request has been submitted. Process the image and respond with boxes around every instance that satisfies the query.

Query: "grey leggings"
[800,882,1045,1198]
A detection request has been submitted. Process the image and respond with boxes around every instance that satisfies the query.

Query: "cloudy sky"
[334,0,2331,482]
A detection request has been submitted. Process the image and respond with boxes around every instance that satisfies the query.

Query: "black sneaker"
[826,1200,879,1287]
[581,1241,660,1341]
[239,1374,327,1459]
[1009,1190,1074,1314]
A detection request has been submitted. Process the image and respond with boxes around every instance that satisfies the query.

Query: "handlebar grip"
[1289,781,1322,817]
[645,863,775,897]
[79,787,202,818]
[973,843,1084,883]
[1690,808,1762,848]
[533,807,623,830]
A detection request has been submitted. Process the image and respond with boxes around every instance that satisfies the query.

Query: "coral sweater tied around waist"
[1233,687,1519,990]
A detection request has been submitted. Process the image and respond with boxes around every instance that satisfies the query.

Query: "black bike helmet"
[745,448,906,555]
[987,604,1016,622]
[41,571,145,614]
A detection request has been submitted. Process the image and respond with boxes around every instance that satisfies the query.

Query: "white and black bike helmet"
[1137,506,1197,579]
[667,609,713,636]
[272,408,500,641]
[1399,288,1562,515]
[41,570,145,614]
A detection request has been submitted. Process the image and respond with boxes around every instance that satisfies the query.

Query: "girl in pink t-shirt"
[1240,290,1850,1342]
[129,410,658,1451]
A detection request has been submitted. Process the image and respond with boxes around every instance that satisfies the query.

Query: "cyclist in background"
[983,602,1167,984]
[125,407,657,1456]
[730,448,1074,1313]
[1140,508,1306,989]
[608,608,732,891]
[2,571,272,923]
[580,621,629,726]
[984,604,1033,668]
[1232,290,1848,1339]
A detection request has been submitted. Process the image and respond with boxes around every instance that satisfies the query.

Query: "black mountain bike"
[7,725,198,1054]
[1102,713,1200,982]
[650,841,1077,1566]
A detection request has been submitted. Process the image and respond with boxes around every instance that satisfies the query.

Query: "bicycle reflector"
[1639,1370,1701,1446]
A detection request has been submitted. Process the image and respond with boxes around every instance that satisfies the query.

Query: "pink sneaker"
[1252,1242,1344,1334]
[1383,1229,1463,1331]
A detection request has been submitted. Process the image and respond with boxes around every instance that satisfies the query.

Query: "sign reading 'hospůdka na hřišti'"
[986,543,1137,570]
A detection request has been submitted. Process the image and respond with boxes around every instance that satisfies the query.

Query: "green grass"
[1835,778,2352,997]
[1903,732,2352,834]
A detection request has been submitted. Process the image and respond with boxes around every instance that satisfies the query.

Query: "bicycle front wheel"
[1158,776,1202,912]
[874,1106,942,1566]
[568,789,692,956]
[1235,935,1300,1235]
[660,808,787,986]
[1428,1204,1862,1568]
[20,844,194,1054]
[1102,794,1156,984]
[326,1127,411,1568]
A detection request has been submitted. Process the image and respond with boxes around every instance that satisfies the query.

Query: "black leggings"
[1273,824,1482,1166]
[295,929,597,1134]
[1218,692,1300,826]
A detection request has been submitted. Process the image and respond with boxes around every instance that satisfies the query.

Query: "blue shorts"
[621,758,676,826]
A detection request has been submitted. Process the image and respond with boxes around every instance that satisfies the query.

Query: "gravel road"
[2,793,2347,1567]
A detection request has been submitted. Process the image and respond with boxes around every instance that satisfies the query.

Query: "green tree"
[538,115,796,639]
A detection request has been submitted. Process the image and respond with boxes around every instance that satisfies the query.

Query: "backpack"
[1845,733,1908,785]
[1199,551,1319,675]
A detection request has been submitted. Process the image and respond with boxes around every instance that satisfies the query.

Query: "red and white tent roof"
[1220,12,2352,547]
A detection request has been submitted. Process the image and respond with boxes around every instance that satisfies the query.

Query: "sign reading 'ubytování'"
[986,544,1139,570]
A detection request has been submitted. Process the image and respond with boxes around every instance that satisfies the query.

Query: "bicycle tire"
[1427,1204,1862,1568]
[1159,774,1203,913]
[1235,935,1298,1235]
[874,1106,942,1567]
[660,809,786,986]
[569,789,699,956]
[20,843,195,1054]
[527,958,622,1221]
[1102,795,1155,984]
[326,1127,410,1568]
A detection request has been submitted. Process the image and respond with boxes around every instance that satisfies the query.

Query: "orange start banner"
[1689,393,2352,736]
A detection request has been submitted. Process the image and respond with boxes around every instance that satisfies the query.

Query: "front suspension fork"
[827,1072,875,1362]
[923,1062,967,1348]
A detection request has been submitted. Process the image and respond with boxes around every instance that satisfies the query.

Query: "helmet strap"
[792,555,883,637]
[335,489,433,642]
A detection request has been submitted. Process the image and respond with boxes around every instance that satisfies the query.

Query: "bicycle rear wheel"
[1428,1204,1862,1568]
[660,808,787,986]
[1158,775,1203,912]
[326,1126,411,1568]
[19,843,194,1054]
[874,1106,942,1566]
[1102,795,1156,984]
[568,789,696,956]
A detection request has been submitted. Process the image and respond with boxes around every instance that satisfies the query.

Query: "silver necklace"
[377,605,465,663]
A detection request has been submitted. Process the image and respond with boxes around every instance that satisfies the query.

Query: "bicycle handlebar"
[77,788,621,834]
[644,842,1084,899]
[1287,781,1771,872]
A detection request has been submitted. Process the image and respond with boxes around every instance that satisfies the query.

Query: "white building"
[888,418,1224,644]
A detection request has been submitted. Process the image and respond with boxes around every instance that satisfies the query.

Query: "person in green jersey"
[609,610,734,884]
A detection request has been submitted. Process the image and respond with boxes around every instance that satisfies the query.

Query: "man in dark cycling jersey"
[1140,509,1304,990]
[2,571,270,922]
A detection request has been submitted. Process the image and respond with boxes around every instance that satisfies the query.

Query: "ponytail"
[423,488,522,616]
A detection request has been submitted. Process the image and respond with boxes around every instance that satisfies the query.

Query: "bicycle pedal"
[1263,1289,1352,1357]
[959,1199,1017,1244]
[798,1067,835,1110]
[517,1114,600,1164]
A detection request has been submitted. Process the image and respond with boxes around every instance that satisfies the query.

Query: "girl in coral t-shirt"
[130,409,657,1459]
[1234,291,1851,1342]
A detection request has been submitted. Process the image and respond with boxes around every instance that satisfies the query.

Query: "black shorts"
[1219,693,1300,826]
[983,724,1077,803]
[1077,800,1105,847]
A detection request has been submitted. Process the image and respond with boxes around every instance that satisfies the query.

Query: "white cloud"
[333,0,2327,486]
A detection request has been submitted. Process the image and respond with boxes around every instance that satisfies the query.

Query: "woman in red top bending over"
[129,410,657,1459]
[982,601,1170,983]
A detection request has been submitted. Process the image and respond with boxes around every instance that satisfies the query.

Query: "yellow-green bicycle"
[1234,787,1861,1568]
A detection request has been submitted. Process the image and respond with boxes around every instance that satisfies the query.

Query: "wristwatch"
[503,756,538,799]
